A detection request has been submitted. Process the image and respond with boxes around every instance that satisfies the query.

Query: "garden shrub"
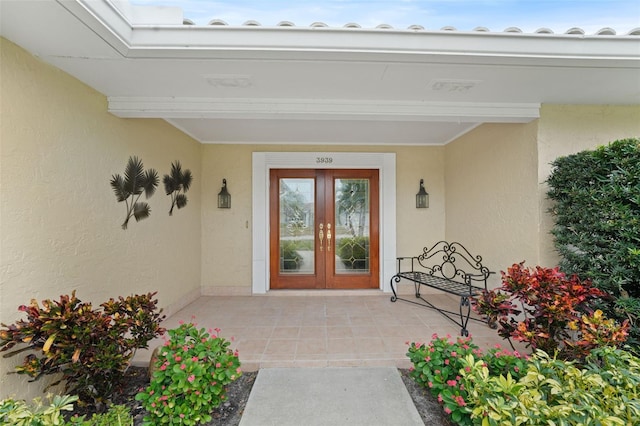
[407,334,528,425]
[461,346,640,425]
[135,321,241,425]
[547,137,640,348]
[408,335,640,425]
[0,394,77,426]
[66,404,132,425]
[473,262,629,360]
[0,291,165,407]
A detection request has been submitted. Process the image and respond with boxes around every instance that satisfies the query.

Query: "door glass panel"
[334,178,370,274]
[279,178,315,274]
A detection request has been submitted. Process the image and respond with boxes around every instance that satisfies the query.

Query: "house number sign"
[316,156,333,164]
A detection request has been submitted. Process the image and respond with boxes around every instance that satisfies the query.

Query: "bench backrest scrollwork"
[416,241,491,283]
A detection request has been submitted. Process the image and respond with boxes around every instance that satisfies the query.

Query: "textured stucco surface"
[0,38,202,400]
[200,144,446,293]
[536,104,640,267]
[444,122,540,288]
[444,106,640,284]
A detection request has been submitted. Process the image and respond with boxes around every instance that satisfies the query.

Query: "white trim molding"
[108,97,541,123]
[61,3,640,62]
[252,152,396,294]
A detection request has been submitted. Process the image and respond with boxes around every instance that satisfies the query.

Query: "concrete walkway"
[239,367,424,426]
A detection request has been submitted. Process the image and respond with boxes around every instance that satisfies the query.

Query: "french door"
[269,169,379,289]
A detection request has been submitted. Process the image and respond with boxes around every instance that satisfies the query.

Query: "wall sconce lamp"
[218,179,231,208]
[416,179,429,209]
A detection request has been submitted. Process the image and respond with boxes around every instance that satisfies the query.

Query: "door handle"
[327,223,332,252]
[319,223,324,251]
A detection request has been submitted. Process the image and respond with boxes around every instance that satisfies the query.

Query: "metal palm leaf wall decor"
[110,156,159,229]
[163,161,193,215]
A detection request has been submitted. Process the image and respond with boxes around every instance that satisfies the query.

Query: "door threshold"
[263,289,384,297]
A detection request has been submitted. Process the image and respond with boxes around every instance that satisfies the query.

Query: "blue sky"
[131,0,640,33]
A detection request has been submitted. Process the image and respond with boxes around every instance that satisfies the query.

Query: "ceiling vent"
[205,75,252,88]
[429,79,480,92]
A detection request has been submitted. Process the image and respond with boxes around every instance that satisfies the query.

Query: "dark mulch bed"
[399,369,452,426]
[72,367,449,425]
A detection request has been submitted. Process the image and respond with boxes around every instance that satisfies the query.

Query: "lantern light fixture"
[416,179,429,209]
[218,178,231,208]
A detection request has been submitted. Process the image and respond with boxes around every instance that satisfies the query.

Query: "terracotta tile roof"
[181,19,640,36]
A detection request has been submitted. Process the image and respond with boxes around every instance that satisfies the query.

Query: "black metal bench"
[390,241,493,336]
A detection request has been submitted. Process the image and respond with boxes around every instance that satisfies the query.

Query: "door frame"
[252,152,396,294]
[269,168,380,290]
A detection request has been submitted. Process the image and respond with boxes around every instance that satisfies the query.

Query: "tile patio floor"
[132,291,511,371]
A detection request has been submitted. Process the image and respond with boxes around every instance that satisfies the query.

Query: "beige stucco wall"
[201,144,445,294]
[0,38,202,400]
[444,122,540,287]
[537,104,640,266]
[444,105,640,286]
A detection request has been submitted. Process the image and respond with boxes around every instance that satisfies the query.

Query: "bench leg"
[390,275,400,302]
[390,280,481,337]
[459,296,472,337]
[390,276,423,302]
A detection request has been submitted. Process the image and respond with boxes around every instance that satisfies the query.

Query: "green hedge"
[547,138,640,348]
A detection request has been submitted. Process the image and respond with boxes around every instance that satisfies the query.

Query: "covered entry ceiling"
[1,0,639,145]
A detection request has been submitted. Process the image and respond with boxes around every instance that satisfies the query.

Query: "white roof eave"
[2,0,634,145]
[65,0,640,67]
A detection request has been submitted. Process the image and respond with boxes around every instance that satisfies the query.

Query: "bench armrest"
[466,271,495,280]
[395,256,417,273]
[465,271,495,292]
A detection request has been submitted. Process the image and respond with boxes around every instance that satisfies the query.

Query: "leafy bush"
[472,288,516,329]
[409,335,640,425]
[0,292,165,407]
[473,262,628,359]
[461,347,640,425]
[407,334,528,425]
[0,394,77,426]
[66,404,132,426]
[547,137,640,348]
[135,321,241,425]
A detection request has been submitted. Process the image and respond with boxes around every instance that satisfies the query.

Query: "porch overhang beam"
[108,97,540,123]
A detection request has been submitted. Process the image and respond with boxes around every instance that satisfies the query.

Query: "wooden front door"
[270,169,379,289]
